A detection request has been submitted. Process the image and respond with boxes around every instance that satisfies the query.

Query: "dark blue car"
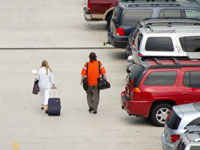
[107,0,200,49]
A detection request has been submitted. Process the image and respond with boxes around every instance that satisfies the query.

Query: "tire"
[150,103,172,127]
[106,13,112,29]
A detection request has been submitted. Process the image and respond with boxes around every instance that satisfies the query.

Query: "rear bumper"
[108,32,128,48]
[161,133,174,150]
[121,91,152,117]
[83,7,102,21]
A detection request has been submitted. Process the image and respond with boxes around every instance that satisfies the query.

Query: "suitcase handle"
[50,89,58,98]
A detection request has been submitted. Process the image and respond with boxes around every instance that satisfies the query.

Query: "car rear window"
[183,71,200,88]
[167,110,181,130]
[179,36,200,52]
[121,9,153,26]
[143,71,177,86]
[129,64,145,86]
[145,37,174,51]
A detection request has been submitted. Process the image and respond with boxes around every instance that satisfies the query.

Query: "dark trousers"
[86,85,99,112]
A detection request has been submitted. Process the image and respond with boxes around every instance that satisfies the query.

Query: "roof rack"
[146,25,176,33]
[120,0,176,2]
[145,57,181,65]
[128,3,179,7]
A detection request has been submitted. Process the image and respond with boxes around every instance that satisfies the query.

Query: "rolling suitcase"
[48,89,61,116]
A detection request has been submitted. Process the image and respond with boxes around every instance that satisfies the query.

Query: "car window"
[129,64,145,86]
[183,71,200,88]
[145,37,174,51]
[159,9,181,18]
[113,7,123,23]
[122,9,153,26]
[144,71,177,86]
[179,36,200,52]
[185,9,200,19]
[167,110,181,130]
[187,117,200,126]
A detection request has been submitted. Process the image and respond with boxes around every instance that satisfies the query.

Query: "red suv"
[83,0,118,27]
[121,58,200,126]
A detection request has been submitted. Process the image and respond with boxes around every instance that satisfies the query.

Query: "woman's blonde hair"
[41,60,53,75]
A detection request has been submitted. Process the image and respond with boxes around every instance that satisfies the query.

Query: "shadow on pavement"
[84,22,107,31]
[122,116,153,126]
[111,50,127,60]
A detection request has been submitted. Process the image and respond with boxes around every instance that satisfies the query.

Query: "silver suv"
[174,125,200,150]
[127,23,200,71]
[161,103,200,150]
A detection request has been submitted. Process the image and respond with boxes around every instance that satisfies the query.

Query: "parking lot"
[0,0,163,149]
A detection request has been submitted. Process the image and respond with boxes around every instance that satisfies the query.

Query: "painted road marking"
[14,143,18,150]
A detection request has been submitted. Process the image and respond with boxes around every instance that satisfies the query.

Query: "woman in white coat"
[36,60,56,113]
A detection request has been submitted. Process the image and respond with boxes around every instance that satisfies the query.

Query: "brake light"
[130,79,134,86]
[133,87,141,98]
[131,41,135,46]
[116,27,124,36]
[170,134,180,143]
[88,0,90,10]
[166,110,173,122]
[138,52,143,57]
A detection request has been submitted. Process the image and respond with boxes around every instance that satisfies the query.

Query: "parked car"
[126,18,200,56]
[126,23,200,72]
[174,125,200,150]
[121,58,200,127]
[161,103,200,150]
[83,0,118,27]
[107,0,200,48]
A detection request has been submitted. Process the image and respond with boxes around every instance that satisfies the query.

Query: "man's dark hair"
[89,52,97,62]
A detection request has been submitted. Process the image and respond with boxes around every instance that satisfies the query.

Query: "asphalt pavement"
[0,0,163,150]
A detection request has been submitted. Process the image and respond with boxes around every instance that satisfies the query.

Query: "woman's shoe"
[45,110,48,113]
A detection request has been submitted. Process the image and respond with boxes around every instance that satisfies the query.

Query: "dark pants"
[86,85,99,112]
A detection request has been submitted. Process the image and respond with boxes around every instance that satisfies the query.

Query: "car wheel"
[150,103,172,127]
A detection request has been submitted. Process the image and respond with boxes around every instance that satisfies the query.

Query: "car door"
[178,68,200,104]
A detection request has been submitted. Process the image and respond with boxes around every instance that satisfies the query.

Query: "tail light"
[131,40,135,46]
[88,0,90,10]
[170,134,180,143]
[116,27,124,36]
[130,79,134,86]
[138,52,143,57]
[133,87,141,98]
[166,110,173,122]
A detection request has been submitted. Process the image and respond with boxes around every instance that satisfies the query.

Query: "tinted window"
[180,36,200,52]
[188,117,200,126]
[167,110,181,130]
[185,9,200,19]
[183,71,200,88]
[159,9,181,18]
[144,71,177,85]
[122,9,153,26]
[113,7,123,23]
[129,64,145,86]
[145,37,174,51]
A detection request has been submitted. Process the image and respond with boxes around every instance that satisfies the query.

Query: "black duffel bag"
[97,76,110,90]
[82,63,88,91]
[97,61,110,90]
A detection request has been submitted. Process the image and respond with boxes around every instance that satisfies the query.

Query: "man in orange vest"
[80,52,107,114]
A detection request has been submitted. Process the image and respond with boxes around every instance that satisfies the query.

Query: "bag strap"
[98,61,101,75]
[86,62,88,77]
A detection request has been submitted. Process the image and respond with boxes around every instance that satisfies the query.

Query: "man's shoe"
[88,107,93,112]
[93,111,97,114]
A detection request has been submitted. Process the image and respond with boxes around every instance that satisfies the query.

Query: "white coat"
[36,67,55,89]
